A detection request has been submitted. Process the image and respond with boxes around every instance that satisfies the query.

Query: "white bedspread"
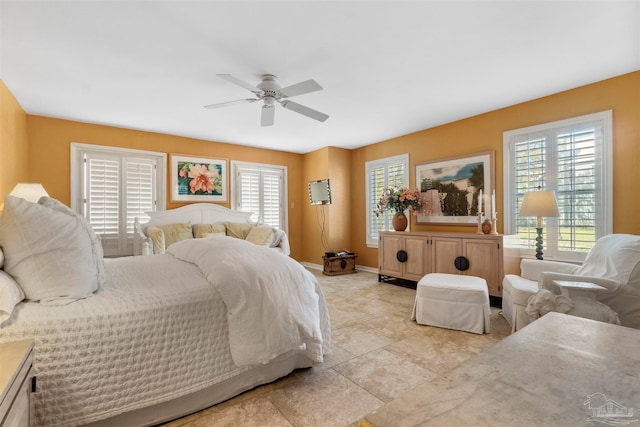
[0,250,330,427]
[167,236,326,366]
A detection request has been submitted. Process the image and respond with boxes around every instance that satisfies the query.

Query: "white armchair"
[502,234,640,332]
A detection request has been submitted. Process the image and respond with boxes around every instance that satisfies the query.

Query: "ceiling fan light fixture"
[206,73,329,126]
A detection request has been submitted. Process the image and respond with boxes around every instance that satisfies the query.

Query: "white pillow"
[0,270,24,326]
[38,197,106,288]
[0,195,99,305]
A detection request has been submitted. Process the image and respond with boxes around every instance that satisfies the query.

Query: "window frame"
[70,143,166,256]
[503,111,612,262]
[230,160,288,233]
[365,153,409,248]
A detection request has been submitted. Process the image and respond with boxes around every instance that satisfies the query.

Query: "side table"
[552,280,620,324]
[0,339,35,427]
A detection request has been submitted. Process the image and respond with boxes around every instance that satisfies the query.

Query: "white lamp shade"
[519,190,560,218]
[8,183,50,203]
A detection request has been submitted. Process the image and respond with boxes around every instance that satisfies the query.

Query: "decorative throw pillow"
[225,222,255,240]
[193,223,226,239]
[146,226,166,254]
[0,195,99,305]
[0,270,24,325]
[38,196,106,288]
[245,225,276,247]
[158,223,193,248]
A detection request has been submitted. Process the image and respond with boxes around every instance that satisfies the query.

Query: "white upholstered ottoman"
[411,273,491,334]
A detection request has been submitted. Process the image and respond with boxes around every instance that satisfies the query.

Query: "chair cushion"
[503,274,539,306]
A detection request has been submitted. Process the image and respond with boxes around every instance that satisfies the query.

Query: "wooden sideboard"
[378,231,504,297]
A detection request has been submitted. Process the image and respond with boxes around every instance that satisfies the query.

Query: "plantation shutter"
[75,144,164,257]
[124,157,156,239]
[505,111,610,260]
[512,133,549,251]
[555,123,599,252]
[85,153,120,254]
[235,164,286,229]
[262,171,281,228]
[366,154,409,246]
[237,169,261,223]
[369,165,387,242]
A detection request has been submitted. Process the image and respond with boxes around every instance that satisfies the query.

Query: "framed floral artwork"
[170,154,228,202]
[415,151,494,225]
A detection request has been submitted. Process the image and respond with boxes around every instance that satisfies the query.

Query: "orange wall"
[301,146,353,264]
[24,115,305,259]
[0,79,29,197]
[327,147,352,253]
[351,71,640,268]
[301,147,330,263]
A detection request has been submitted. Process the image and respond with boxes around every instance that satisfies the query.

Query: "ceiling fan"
[204,74,329,127]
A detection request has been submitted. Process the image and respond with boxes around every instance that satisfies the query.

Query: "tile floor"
[161,269,511,427]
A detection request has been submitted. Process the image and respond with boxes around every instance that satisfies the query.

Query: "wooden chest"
[323,254,357,276]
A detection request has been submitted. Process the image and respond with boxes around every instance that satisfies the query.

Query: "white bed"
[0,198,330,427]
[133,203,290,256]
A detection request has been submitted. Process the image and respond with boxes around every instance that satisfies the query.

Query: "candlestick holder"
[476,212,484,234]
[490,217,499,235]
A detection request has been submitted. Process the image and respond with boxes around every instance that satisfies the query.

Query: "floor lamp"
[519,189,559,260]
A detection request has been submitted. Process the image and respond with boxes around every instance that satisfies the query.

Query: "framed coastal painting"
[170,154,228,202]
[415,151,494,225]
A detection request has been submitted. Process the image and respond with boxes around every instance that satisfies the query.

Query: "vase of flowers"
[374,187,425,231]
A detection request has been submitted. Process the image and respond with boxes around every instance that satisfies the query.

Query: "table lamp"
[519,188,559,260]
[0,183,50,212]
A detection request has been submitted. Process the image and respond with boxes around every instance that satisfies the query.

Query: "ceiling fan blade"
[280,100,329,122]
[203,99,256,109]
[261,105,275,127]
[217,74,262,95]
[279,79,323,98]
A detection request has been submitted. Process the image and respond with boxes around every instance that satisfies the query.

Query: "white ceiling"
[1,1,639,154]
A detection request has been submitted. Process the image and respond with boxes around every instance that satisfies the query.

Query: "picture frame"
[415,151,495,225]
[170,154,228,203]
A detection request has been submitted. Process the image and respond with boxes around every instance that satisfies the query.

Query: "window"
[503,111,612,261]
[365,154,409,247]
[231,161,287,230]
[71,143,166,257]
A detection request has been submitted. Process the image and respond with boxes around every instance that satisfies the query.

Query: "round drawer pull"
[454,256,469,271]
[396,250,408,263]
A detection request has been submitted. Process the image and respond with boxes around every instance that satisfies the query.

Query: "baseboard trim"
[301,262,378,275]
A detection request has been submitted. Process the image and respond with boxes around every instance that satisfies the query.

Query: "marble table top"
[360,312,640,426]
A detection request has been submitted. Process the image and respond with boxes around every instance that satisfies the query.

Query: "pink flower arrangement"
[374,187,426,216]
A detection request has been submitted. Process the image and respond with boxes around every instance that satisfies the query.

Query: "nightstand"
[0,339,35,427]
